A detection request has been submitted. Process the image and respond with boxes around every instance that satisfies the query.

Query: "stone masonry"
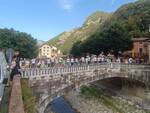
[8,75,25,113]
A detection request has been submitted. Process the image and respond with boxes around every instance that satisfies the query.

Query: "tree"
[0,28,38,58]
[70,41,82,57]
[101,23,132,55]
[71,23,132,56]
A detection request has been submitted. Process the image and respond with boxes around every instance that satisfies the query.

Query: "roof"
[132,37,149,41]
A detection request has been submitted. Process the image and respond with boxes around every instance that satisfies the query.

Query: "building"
[131,38,149,59]
[38,44,61,58]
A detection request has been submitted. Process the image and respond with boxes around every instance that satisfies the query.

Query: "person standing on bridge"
[66,57,70,66]
[10,50,21,81]
[71,57,74,66]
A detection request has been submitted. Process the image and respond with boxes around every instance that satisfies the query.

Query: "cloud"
[59,0,74,12]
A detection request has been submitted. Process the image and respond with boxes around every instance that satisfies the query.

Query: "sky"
[0,0,137,41]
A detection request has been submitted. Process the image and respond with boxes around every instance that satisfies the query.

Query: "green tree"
[71,23,132,56]
[101,23,132,55]
[0,28,38,58]
[70,41,82,56]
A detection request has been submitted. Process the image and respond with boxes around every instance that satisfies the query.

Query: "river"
[46,96,77,113]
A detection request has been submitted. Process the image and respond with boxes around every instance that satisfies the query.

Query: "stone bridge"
[20,64,150,113]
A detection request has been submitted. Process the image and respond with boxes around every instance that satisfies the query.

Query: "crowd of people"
[8,51,148,81]
[18,53,144,69]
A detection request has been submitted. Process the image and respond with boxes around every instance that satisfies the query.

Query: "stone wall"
[29,65,150,113]
[8,75,25,113]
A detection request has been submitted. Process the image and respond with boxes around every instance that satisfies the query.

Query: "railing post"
[88,65,89,71]
[110,63,113,68]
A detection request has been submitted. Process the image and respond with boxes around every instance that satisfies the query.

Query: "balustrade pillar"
[146,84,150,99]
[110,63,113,68]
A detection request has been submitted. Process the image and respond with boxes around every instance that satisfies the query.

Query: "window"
[139,42,142,44]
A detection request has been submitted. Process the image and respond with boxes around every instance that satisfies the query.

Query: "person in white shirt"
[94,56,97,63]
[31,58,36,68]
[116,57,121,63]
[66,57,70,66]
[75,58,79,66]
[97,56,101,64]
[129,57,133,64]
[58,57,63,67]
[71,57,74,66]
[37,60,41,68]
[81,56,85,65]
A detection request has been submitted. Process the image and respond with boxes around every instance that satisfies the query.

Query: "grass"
[21,79,36,113]
[80,85,125,113]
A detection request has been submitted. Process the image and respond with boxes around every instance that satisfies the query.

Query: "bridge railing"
[20,64,109,78]
[20,63,150,79]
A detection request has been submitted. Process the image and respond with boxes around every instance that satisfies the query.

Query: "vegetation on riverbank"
[21,79,36,113]
[80,85,125,113]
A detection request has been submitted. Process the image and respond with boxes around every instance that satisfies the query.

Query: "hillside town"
[22,37,150,69]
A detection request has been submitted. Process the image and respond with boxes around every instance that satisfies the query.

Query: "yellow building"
[38,44,61,58]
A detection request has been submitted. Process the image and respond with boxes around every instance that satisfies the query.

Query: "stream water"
[50,96,77,113]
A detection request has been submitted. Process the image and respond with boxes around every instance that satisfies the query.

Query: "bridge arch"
[37,71,150,113]
[20,64,150,113]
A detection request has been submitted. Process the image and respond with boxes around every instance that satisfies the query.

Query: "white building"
[38,44,61,58]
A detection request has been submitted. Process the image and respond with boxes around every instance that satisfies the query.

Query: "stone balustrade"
[18,63,150,113]
[20,63,150,79]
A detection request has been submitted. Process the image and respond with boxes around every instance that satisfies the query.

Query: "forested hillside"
[71,0,150,56]
[47,11,110,54]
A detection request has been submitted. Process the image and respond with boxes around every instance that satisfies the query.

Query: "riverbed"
[46,77,150,113]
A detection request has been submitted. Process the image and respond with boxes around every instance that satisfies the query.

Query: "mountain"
[37,40,45,47]
[70,0,150,56]
[102,0,150,37]
[47,11,110,55]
